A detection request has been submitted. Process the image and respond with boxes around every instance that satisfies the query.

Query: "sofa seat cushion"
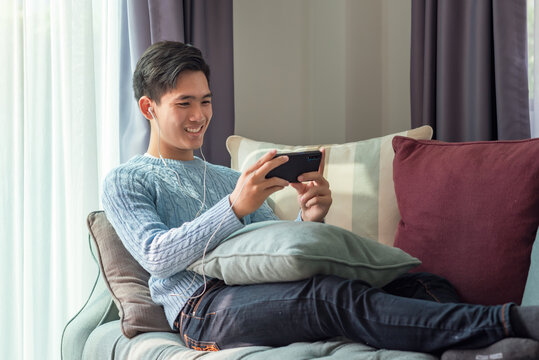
[82,320,437,360]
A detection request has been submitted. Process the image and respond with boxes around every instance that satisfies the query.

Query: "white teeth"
[185,126,202,133]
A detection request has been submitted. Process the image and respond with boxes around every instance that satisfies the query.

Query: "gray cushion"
[87,211,171,338]
[188,220,421,287]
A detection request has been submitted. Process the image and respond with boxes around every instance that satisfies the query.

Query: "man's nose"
[189,104,204,121]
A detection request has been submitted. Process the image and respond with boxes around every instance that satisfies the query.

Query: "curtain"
[528,0,539,137]
[0,1,120,359]
[120,0,235,166]
[411,0,531,141]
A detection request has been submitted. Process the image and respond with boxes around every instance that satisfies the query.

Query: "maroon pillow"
[392,136,539,305]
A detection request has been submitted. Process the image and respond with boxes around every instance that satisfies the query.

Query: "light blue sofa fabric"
[61,264,119,360]
[522,227,539,306]
[83,320,437,360]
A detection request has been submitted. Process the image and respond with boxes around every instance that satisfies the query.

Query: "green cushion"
[188,221,421,288]
[522,227,539,306]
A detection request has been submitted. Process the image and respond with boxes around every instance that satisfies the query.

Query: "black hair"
[132,41,210,104]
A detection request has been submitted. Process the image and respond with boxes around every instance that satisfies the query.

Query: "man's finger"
[246,149,277,174]
[290,182,307,194]
[264,176,290,189]
[318,147,326,175]
[297,171,328,187]
[300,187,322,203]
[256,154,289,178]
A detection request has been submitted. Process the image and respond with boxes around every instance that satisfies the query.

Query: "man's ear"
[139,96,154,121]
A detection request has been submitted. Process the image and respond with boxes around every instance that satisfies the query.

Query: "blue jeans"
[174,273,514,353]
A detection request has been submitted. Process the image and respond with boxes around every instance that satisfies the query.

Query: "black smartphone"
[265,150,322,182]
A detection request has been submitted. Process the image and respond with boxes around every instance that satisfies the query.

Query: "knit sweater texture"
[102,154,279,328]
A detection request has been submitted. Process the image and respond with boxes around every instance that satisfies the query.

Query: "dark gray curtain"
[411,0,530,141]
[119,0,234,166]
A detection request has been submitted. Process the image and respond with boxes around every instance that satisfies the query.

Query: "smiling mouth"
[185,125,203,134]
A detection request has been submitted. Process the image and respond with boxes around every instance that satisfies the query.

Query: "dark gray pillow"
[87,211,172,338]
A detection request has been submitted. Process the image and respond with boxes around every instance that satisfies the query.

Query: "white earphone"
[148,106,158,126]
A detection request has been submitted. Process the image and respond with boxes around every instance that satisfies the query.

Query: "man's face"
[151,70,212,160]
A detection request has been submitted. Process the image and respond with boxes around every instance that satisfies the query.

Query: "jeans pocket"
[182,333,220,352]
[180,311,220,352]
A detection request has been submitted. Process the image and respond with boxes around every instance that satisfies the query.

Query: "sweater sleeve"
[102,168,244,279]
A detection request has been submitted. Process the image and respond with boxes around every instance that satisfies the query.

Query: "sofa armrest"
[61,244,120,360]
[522,227,539,306]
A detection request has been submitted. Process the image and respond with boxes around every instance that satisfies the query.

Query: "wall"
[233,0,411,145]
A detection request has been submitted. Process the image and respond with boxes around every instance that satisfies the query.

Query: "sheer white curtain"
[529,0,539,137]
[0,0,120,359]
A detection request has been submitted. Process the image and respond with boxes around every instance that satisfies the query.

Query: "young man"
[103,41,539,356]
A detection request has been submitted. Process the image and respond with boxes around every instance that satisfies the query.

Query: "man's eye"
[177,102,190,107]
[202,100,212,105]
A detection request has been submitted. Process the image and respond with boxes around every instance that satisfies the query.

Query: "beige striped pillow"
[226,126,433,246]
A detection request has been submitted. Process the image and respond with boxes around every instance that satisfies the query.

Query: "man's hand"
[230,150,290,219]
[290,148,332,222]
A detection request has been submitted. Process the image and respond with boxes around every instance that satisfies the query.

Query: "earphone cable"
[153,107,206,213]
[195,147,208,218]
[149,106,238,300]
[169,171,253,299]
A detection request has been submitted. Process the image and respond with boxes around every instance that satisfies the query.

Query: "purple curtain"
[411,0,530,141]
[119,0,234,166]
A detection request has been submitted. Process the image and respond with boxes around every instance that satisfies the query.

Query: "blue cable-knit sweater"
[102,154,280,328]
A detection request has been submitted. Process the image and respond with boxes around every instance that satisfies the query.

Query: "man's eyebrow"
[174,93,213,101]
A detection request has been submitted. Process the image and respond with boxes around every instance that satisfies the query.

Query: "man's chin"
[179,141,203,152]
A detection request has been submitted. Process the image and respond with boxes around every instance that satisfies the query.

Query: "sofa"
[62,126,539,359]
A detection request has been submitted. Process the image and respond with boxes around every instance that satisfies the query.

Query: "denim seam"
[192,281,223,316]
[179,312,185,340]
[416,279,441,303]
[501,303,512,337]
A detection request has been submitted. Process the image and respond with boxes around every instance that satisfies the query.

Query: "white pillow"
[226,126,433,246]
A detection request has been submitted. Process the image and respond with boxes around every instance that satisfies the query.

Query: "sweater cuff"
[209,196,245,239]
[295,210,325,223]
